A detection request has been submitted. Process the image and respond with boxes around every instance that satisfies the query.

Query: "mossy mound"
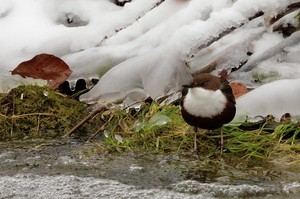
[0,85,100,140]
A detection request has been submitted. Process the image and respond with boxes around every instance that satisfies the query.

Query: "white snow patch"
[234,78,300,122]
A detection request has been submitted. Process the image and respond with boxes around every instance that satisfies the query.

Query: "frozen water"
[0,74,47,93]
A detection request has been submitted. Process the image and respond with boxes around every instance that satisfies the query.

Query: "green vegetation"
[251,69,279,83]
[1,85,300,166]
[95,102,300,163]
[0,85,101,139]
[95,102,191,153]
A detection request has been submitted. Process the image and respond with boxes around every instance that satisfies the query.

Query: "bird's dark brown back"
[180,73,236,129]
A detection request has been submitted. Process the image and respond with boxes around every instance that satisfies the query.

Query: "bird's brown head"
[183,73,223,91]
[182,73,235,105]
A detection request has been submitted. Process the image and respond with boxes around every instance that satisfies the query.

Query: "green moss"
[0,85,101,140]
[251,70,279,83]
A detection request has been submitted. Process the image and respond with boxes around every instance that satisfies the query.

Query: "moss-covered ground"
[1,85,300,167]
[0,85,102,139]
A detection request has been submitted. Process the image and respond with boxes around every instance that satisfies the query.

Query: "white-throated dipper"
[180,73,236,153]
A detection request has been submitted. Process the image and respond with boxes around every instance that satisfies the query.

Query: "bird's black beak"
[182,84,192,88]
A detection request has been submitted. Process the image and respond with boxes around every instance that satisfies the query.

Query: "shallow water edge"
[0,139,300,199]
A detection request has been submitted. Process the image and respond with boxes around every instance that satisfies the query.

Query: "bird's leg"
[193,126,198,153]
[220,126,224,156]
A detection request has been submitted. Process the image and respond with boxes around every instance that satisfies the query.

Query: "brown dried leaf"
[229,82,248,99]
[11,54,72,89]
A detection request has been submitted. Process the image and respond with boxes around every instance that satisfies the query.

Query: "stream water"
[0,139,300,199]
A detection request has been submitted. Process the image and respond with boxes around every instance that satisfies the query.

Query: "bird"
[180,73,236,154]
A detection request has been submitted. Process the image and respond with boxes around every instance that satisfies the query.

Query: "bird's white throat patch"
[183,87,227,118]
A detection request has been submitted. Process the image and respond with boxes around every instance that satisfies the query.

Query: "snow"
[251,33,284,57]
[0,0,300,120]
[234,78,300,122]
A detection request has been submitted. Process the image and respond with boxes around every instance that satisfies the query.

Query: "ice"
[79,45,191,102]
[148,112,171,127]
[0,75,47,93]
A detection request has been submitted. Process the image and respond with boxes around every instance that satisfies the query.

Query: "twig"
[62,98,123,138]
[0,113,55,119]
[62,104,108,138]
[269,2,300,25]
[36,115,40,136]
[88,124,106,142]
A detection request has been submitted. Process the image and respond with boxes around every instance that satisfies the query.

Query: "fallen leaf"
[229,82,248,99]
[11,54,72,89]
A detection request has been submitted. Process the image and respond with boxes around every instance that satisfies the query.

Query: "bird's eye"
[199,81,206,87]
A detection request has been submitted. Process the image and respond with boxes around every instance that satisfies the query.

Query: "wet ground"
[0,139,300,199]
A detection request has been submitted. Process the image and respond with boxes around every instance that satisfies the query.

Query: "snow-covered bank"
[1,0,300,119]
[234,78,300,122]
